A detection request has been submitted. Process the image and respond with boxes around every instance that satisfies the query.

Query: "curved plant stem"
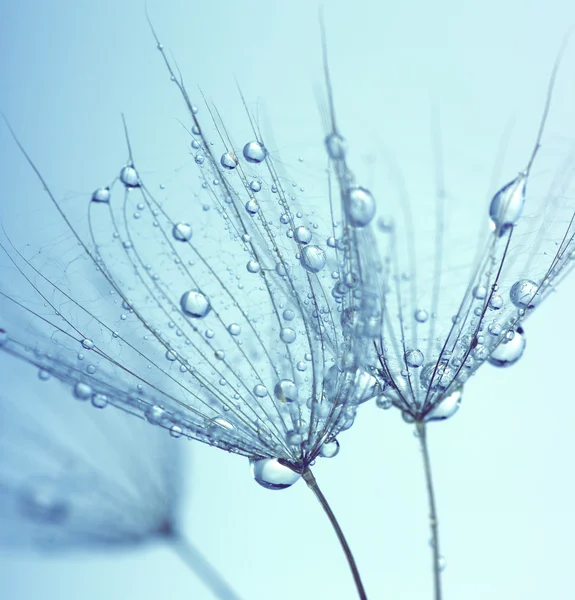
[169,532,242,600]
[302,468,368,600]
[416,421,442,600]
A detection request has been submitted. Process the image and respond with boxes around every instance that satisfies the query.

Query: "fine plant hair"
[369,34,575,598]
[0,352,239,600]
[0,16,381,599]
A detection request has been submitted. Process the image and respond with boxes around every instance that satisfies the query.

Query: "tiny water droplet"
[489,173,526,236]
[249,180,262,192]
[74,382,92,401]
[246,260,261,273]
[172,222,192,242]
[415,309,429,323]
[227,323,241,336]
[120,165,140,188]
[280,327,296,344]
[91,187,110,203]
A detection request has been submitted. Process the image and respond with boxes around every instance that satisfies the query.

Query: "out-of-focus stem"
[302,468,368,600]
[169,532,242,600]
[416,421,442,600]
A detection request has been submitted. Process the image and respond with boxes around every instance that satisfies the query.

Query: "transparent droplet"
[245,199,259,214]
[249,458,301,490]
[180,290,211,318]
[425,388,463,422]
[489,294,504,310]
[300,245,326,273]
[376,395,393,410]
[81,338,94,350]
[320,439,340,458]
[406,348,424,368]
[220,152,238,170]
[120,165,140,188]
[280,327,296,344]
[243,141,267,164]
[249,180,262,192]
[253,384,268,398]
[91,187,110,203]
[472,285,487,300]
[228,323,241,336]
[283,309,295,321]
[415,309,429,323]
[91,393,108,409]
[73,382,92,401]
[488,327,526,367]
[172,222,192,242]
[145,404,166,425]
[170,424,183,438]
[345,186,376,227]
[489,173,526,236]
[246,260,261,273]
[420,362,454,391]
[294,226,312,244]
[273,379,298,403]
[325,132,347,160]
[510,279,540,309]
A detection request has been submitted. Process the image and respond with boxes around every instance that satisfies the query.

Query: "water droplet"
[91,393,108,409]
[425,388,463,422]
[280,327,296,344]
[274,379,298,403]
[249,180,262,192]
[294,226,312,244]
[170,424,183,438]
[376,395,393,410]
[220,152,238,170]
[180,290,211,318]
[510,279,540,309]
[172,222,192,242]
[246,260,261,273]
[415,309,429,323]
[488,327,526,367]
[283,309,295,321]
[489,294,504,310]
[73,382,92,401]
[300,245,326,273]
[472,285,487,300]
[420,362,454,391]
[245,199,259,214]
[120,165,140,188]
[249,458,300,490]
[228,323,241,336]
[489,173,526,236]
[325,132,347,160]
[320,439,340,458]
[253,384,268,398]
[406,348,424,368]
[81,339,94,350]
[243,141,267,164]
[345,187,376,227]
[91,187,110,203]
[145,404,166,425]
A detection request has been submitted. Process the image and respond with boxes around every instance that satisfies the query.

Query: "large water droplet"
[406,348,424,368]
[320,439,340,458]
[180,290,211,318]
[345,187,376,227]
[280,327,296,344]
[249,458,300,490]
[74,382,92,401]
[294,226,312,244]
[91,187,111,203]
[510,279,540,309]
[220,152,238,170]
[173,222,192,242]
[120,165,140,188]
[274,379,298,403]
[488,327,526,367]
[243,141,267,164]
[489,173,526,236]
[300,245,326,273]
[425,388,463,421]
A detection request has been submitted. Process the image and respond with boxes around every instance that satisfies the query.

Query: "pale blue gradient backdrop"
[1,0,575,598]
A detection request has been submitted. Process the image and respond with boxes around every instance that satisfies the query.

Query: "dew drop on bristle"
[180,290,211,318]
[510,279,541,309]
[345,187,376,227]
[280,327,296,344]
[325,132,347,160]
[249,180,262,192]
[294,226,312,244]
[320,439,340,458]
[249,458,301,490]
[489,173,526,236]
[243,141,267,164]
[488,327,526,367]
[91,187,110,203]
[73,382,92,401]
[415,309,429,323]
[220,152,238,170]
[273,379,298,403]
[172,222,192,242]
[300,245,326,273]
[425,388,463,422]
[119,165,140,188]
[489,294,504,310]
[406,348,424,368]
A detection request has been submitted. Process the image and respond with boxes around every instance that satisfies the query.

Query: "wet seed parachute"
[0,19,379,599]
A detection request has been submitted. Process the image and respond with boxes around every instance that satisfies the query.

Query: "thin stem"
[416,421,442,600]
[302,468,368,600]
[168,531,243,600]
